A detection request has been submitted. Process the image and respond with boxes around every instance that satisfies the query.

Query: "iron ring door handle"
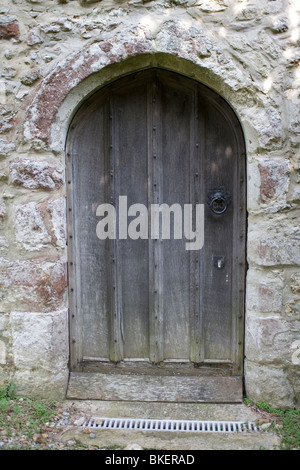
[207,186,231,214]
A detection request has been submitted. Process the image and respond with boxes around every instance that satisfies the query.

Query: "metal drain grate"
[81,417,260,434]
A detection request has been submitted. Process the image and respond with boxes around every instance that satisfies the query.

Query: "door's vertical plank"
[114,76,150,360]
[236,155,247,375]
[148,76,155,362]
[199,93,206,363]
[159,72,192,361]
[109,91,123,362]
[232,118,247,375]
[191,87,203,363]
[149,73,164,364]
[67,94,111,365]
[230,104,240,374]
[189,84,196,363]
[201,93,235,361]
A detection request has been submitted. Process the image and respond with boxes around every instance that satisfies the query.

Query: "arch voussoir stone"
[24,20,250,151]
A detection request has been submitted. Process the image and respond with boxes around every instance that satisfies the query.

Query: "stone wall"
[0,0,299,407]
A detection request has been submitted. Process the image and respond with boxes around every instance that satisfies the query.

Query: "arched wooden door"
[66,69,246,402]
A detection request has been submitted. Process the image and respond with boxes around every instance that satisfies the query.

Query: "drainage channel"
[80,418,260,434]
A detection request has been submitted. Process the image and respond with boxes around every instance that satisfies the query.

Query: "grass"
[245,399,300,450]
[0,383,57,445]
[0,383,124,450]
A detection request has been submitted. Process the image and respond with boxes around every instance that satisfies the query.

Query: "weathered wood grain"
[67,372,243,403]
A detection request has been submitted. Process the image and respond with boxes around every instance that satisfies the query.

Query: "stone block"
[0,370,8,389]
[0,112,15,134]
[234,6,260,22]
[0,237,8,253]
[0,17,20,40]
[288,186,300,205]
[189,0,228,13]
[286,100,300,147]
[11,310,69,399]
[242,106,282,152]
[245,314,300,365]
[248,214,300,266]
[0,314,9,367]
[27,27,43,46]
[0,257,67,312]
[13,368,68,400]
[290,273,300,295]
[270,17,289,34]
[291,341,300,366]
[1,67,17,80]
[13,198,67,250]
[20,69,41,87]
[14,202,51,251]
[0,137,15,157]
[283,272,300,316]
[11,310,68,370]
[246,269,283,313]
[47,198,67,249]
[0,339,6,364]
[244,362,295,409]
[9,158,64,190]
[258,158,290,207]
[0,313,9,333]
[290,371,300,407]
[0,199,6,219]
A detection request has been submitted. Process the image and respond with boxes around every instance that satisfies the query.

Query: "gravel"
[0,399,104,450]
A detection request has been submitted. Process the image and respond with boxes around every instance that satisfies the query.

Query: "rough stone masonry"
[0,0,299,408]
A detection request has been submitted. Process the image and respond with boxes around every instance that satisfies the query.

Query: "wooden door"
[66,69,246,402]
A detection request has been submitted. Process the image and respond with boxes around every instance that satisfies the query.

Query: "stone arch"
[24,20,253,154]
